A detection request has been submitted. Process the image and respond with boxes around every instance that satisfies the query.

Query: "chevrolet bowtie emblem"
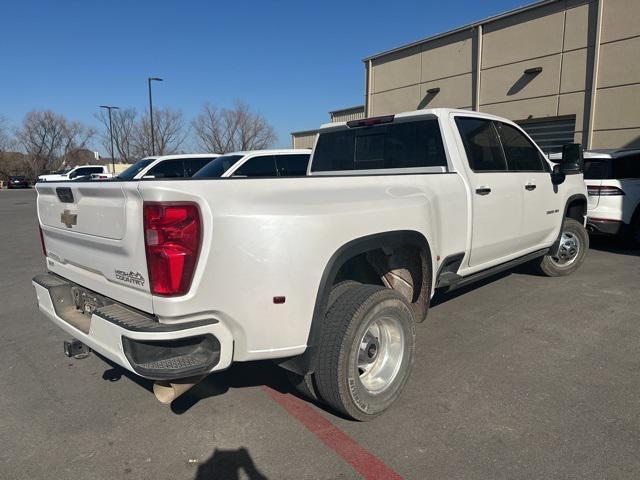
[60,210,77,228]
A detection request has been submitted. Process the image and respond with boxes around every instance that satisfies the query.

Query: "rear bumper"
[586,217,628,236]
[32,273,234,380]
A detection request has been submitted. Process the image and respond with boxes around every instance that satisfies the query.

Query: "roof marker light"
[346,115,395,128]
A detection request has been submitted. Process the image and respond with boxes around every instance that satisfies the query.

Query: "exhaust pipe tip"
[153,375,206,404]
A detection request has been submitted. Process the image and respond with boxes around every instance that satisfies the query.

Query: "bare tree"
[134,108,187,157]
[0,116,28,178]
[96,108,138,164]
[16,110,95,176]
[192,100,277,153]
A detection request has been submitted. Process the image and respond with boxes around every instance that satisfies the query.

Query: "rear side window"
[118,158,154,180]
[583,159,611,179]
[184,158,214,177]
[193,155,244,178]
[613,154,640,179]
[233,155,278,177]
[70,167,103,178]
[312,119,447,172]
[496,122,545,171]
[146,159,184,178]
[455,118,507,172]
[275,154,310,176]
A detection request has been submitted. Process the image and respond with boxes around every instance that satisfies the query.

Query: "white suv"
[582,149,640,243]
[117,154,221,180]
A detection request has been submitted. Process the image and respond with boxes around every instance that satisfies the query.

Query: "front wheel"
[314,284,416,421]
[535,218,588,276]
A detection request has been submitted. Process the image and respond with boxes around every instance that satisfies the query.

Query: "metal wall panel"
[481,4,565,68]
[291,132,317,149]
[330,106,365,123]
[593,84,640,131]
[592,128,640,148]
[563,1,594,51]
[480,55,562,104]
[560,48,591,93]
[419,73,474,109]
[597,35,640,88]
[420,30,473,81]
[371,47,421,93]
[370,84,421,116]
[600,0,640,43]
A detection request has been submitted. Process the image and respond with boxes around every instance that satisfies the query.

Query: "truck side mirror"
[560,143,583,174]
[551,164,566,185]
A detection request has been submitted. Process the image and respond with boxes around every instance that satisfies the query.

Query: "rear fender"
[277,230,432,376]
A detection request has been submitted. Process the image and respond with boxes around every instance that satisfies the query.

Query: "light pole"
[99,105,119,174]
[147,77,163,155]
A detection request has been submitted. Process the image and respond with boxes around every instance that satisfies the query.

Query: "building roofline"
[291,129,319,136]
[362,0,559,62]
[328,105,365,115]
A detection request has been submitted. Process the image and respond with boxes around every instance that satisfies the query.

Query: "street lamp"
[99,105,119,174]
[147,77,163,155]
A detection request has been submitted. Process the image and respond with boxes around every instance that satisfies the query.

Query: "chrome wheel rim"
[357,315,405,394]
[551,231,580,266]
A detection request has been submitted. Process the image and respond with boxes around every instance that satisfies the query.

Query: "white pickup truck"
[32,108,588,420]
[37,165,112,182]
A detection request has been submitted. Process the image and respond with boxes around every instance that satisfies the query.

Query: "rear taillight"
[587,185,625,196]
[143,202,201,296]
[39,226,47,257]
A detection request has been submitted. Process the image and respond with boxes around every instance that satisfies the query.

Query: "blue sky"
[3,0,528,153]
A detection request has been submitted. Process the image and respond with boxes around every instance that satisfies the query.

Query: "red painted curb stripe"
[262,387,403,480]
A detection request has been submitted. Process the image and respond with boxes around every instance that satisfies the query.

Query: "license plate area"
[71,286,112,316]
[46,282,115,334]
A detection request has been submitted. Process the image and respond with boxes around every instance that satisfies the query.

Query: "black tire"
[285,281,360,402]
[327,280,360,308]
[314,284,416,421]
[536,218,589,276]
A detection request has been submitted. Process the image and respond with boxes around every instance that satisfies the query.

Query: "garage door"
[517,115,576,153]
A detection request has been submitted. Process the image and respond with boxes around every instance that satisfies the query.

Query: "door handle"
[475,187,491,196]
[525,184,537,191]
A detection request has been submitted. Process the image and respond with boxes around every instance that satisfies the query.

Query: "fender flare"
[550,193,587,256]
[277,230,432,375]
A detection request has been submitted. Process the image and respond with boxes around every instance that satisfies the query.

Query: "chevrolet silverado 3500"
[32,109,588,420]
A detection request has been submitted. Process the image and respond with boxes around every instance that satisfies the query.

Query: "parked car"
[117,154,221,180]
[32,108,587,421]
[192,149,311,178]
[37,165,112,182]
[6,176,29,188]
[551,148,640,243]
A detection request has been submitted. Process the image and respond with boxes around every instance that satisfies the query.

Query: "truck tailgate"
[36,182,153,313]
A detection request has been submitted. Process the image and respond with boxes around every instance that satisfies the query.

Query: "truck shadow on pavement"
[100,355,293,415]
[589,235,640,257]
[170,361,291,414]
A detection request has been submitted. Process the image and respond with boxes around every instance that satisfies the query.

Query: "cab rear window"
[312,119,447,173]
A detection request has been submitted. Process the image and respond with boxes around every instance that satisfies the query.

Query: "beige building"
[364,0,640,152]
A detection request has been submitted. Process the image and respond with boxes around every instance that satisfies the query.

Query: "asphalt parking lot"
[1,188,640,480]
